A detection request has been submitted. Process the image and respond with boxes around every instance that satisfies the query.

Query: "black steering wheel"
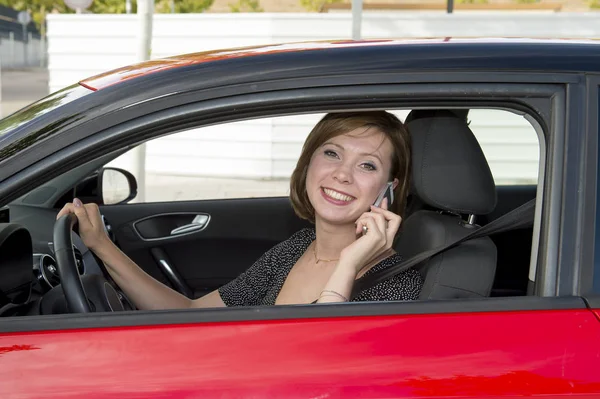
[53,214,125,313]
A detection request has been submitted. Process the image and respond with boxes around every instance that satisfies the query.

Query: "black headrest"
[405,109,469,124]
[406,111,497,215]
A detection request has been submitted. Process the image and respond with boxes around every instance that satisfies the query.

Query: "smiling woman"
[291,111,411,221]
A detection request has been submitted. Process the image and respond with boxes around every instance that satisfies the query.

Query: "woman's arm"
[93,238,225,310]
[57,199,225,310]
[315,260,357,303]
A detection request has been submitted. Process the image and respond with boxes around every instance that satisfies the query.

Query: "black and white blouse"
[218,228,423,306]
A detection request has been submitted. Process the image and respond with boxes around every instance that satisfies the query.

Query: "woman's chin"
[315,208,362,226]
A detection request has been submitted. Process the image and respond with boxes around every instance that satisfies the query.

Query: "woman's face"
[305,127,398,226]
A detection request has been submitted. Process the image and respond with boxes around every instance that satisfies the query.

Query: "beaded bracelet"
[319,290,349,302]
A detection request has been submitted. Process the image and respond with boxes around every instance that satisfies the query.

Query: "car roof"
[79,38,600,91]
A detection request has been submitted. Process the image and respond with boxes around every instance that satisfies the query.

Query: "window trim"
[584,75,600,295]
[551,76,599,297]
[0,296,587,333]
[0,80,570,329]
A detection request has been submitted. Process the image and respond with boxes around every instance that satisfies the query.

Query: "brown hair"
[290,111,411,222]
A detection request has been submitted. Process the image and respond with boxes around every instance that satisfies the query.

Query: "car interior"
[0,107,540,317]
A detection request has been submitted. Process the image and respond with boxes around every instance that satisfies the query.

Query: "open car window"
[80,107,541,302]
[105,108,540,203]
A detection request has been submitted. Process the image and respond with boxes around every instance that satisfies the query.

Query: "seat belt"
[351,198,537,299]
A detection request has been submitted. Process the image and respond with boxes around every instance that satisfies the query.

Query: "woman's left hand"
[339,199,402,274]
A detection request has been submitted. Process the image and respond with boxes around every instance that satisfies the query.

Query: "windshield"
[0,84,92,145]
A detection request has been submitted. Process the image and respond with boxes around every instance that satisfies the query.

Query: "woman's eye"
[360,162,377,171]
[324,150,339,158]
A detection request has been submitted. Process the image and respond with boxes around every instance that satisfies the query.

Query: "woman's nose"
[333,163,353,184]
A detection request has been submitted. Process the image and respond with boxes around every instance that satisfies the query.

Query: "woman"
[57,111,423,308]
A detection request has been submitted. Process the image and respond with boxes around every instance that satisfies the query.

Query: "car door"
[0,49,600,398]
[1,297,599,398]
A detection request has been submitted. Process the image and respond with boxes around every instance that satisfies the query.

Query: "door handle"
[170,214,209,236]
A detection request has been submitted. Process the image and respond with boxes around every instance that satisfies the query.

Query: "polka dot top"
[218,228,423,306]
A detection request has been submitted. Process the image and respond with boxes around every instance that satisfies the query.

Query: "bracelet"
[319,290,349,302]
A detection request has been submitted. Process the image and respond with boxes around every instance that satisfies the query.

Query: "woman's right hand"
[56,198,111,251]
[339,199,402,274]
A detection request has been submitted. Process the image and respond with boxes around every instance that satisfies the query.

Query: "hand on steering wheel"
[56,198,111,251]
[53,201,126,313]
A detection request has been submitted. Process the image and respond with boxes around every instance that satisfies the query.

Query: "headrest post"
[467,214,477,225]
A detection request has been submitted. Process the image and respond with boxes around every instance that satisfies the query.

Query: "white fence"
[139,109,540,182]
[46,12,600,92]
[45,12,600,197]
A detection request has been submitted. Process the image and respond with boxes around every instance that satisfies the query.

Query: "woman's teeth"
[323,188,354,202]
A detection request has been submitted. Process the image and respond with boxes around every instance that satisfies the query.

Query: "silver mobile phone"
[373,181,394,207]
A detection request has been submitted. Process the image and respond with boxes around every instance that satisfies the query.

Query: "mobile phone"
[373,181,394,207]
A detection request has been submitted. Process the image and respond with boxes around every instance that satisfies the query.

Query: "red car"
[0,39,598,398]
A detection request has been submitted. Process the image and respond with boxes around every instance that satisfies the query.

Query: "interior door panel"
[100,184,535,299]
[100,197,311,297]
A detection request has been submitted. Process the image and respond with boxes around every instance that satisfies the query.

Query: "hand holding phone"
[360,182,394,236]
[348,181,402,264]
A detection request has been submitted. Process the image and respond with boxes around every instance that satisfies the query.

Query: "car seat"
[395,110,498,299]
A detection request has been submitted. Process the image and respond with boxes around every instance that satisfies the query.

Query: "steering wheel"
[53,214,125,313]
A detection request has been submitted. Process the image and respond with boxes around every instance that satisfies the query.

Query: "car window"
[105,109,540,203]
[467,109,539,186]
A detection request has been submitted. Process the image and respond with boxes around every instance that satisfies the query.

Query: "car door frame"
[0,69,593,329]
[583,74,600,298]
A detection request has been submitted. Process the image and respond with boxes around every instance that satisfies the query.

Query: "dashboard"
[33,247,85,289]
[0,204,128,316]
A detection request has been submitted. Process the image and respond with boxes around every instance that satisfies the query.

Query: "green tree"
[229,0,263,12]
[300,0,343,12]
[90,0,137,13]
[155,0,214,13]
[0,0,214,32]
[0,0,72,32]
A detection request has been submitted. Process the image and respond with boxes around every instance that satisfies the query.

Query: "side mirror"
[98,168,138,205]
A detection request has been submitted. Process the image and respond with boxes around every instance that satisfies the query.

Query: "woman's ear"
[392,178,399,190]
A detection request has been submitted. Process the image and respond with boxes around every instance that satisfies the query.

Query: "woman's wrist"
[316,261,358,303]
[89,235,116,257]
[337,256,364,276]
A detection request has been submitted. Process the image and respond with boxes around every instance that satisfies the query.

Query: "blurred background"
[0,0,597,202]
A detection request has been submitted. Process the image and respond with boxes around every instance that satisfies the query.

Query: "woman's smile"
[321,187,357,205]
